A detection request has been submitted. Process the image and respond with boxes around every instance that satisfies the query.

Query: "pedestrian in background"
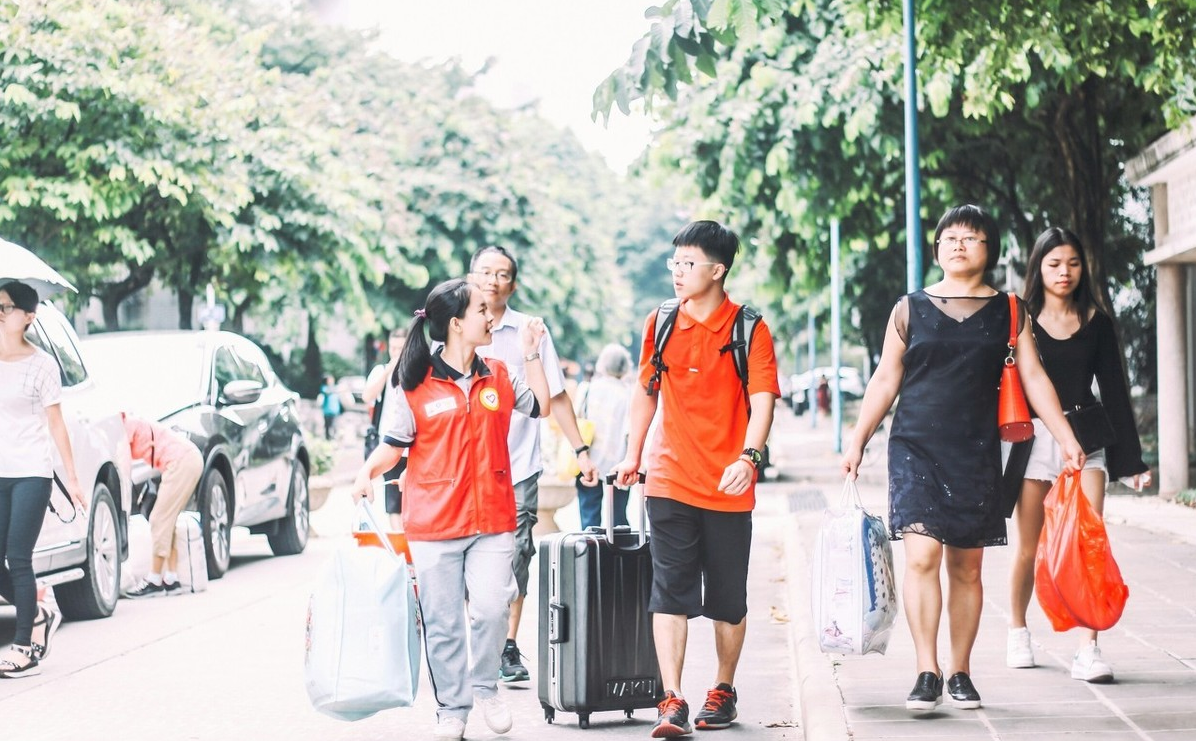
[613,220,780,736]
[351,277,551,741]
[574,343,634,530]
[816,374,831,416]
[840,205,1084,712]
[468,244,599,685]
[0,280,86,678]
[1006,226,1151,683]
[363,327,409,531]
[121,414,205,598]
[318,375,342,440]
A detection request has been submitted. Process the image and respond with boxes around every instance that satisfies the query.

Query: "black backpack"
[647,298,763,402]
[647,299,769,469]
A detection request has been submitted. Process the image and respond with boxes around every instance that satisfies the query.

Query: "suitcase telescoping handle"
[354,500,402,561]
[604,472,648,550]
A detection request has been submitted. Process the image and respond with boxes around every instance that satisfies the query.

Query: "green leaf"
[707,0,732,29]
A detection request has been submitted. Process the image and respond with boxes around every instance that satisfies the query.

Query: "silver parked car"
[25,302,133,620]
[80,330,311,579]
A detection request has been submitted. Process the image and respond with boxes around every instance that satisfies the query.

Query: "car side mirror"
[220,379,264,406]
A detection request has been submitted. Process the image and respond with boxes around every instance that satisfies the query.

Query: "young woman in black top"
[1006,227,1151,683]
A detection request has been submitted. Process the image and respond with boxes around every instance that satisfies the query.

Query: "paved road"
[1,431,803,741]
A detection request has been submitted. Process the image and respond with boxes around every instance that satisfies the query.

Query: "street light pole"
[808,306,817,429]
[903,0,923,293]
[831,219,843,453]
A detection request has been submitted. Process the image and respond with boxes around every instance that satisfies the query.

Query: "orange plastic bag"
[1034,471,1128,631]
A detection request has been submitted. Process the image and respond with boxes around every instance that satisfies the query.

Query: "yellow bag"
[553,416,595,480]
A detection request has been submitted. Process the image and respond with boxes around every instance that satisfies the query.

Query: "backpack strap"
[719,305,762,408]
[647,299,681,395]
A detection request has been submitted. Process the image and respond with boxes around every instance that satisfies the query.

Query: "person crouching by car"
[351,278,550,741]
[122,414,204,598]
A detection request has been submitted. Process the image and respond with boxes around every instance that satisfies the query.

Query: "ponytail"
[395,278,476,392]
[395,313,431,391]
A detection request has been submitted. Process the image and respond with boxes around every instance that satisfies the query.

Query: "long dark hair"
[1022,227,1102,329]
[394,279,476,391]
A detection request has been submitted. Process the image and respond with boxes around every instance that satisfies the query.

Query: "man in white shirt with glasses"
[468,245,599,684]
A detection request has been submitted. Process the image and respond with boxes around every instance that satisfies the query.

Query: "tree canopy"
[1,0,678,373]
[597,0,1196,386]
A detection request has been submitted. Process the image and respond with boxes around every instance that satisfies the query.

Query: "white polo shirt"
[475,305,567,484]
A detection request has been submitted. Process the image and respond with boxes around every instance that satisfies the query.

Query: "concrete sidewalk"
[773,408,1196,741]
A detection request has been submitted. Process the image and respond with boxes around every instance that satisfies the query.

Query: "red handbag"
[998,293,1034,443]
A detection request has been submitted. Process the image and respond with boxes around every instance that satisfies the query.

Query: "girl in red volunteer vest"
[351,278,549,741]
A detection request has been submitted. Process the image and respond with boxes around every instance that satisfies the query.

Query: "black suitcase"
[538,475,662,728]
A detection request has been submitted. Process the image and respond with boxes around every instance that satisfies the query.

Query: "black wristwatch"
[740,448,763,470]
[574,444,590,456]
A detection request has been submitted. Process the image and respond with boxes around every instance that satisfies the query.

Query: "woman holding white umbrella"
[0,280,86,678]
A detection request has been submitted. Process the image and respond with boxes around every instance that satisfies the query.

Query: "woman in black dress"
[1005,227,1150,683]
[842,205,1084,712]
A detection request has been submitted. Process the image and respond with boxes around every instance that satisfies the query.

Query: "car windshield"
[81,334,208,420]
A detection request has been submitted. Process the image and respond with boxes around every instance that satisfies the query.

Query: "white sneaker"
[1071,641,1114,683]
[1006,627,1035,668]
[477,693,513,733]
[433,716,466,741]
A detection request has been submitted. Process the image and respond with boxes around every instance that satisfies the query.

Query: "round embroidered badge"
[479,387,500,411]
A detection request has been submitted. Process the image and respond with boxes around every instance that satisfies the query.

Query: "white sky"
[315,0,657,173]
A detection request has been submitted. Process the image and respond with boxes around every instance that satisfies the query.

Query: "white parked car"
[789,366,866,414]
[25,300,133,620]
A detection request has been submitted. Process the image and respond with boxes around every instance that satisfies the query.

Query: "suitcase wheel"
[541,703,555,724]
[578,713,590,729]
[624,709,633,719]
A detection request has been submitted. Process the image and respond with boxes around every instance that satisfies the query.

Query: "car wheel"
[267,461,310,556]
[197,467,233,579]
[56,483,122,621]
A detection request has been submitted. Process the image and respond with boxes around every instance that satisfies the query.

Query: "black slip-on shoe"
[947,672,982,709]
[905,671,943,711]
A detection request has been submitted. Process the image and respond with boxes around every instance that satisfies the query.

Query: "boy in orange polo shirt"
[614,220,779,738]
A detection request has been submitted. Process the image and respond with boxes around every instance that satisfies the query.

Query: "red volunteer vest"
[401,356,518,541]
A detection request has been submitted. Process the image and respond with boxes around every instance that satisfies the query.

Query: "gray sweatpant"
[409,532,517,722]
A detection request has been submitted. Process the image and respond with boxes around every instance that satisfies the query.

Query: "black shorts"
[645,496,752,624]
[382,458,408,515]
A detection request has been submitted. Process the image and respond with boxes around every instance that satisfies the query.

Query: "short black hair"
[470,245,519,283]
[0,280,39,312]
[932,205,1001,273]
[672,220,741,271]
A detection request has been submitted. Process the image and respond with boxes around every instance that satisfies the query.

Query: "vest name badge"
[424,397,458,417]
[479,387,500,411]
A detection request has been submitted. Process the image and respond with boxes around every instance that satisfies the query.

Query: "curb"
[785,510,850,741]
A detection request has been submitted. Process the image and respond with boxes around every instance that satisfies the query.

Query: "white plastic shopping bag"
[304,503,420,721]
[173,511,208,593]
[120,514,152,597]
[811,478,897,655]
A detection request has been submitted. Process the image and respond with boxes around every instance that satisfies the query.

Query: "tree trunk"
[231,297,253,334]
[95,263,155,331]
[101,295,122,331]
[177,288,194,329]
[1052,79,1114,312]
[301,313,322,399]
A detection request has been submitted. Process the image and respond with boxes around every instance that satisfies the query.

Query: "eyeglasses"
[936,236,987,248]
[0,303,21,316]
[469,270,513,284]
[666,258,719,274]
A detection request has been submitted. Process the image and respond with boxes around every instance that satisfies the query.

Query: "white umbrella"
[0,237,77,299]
